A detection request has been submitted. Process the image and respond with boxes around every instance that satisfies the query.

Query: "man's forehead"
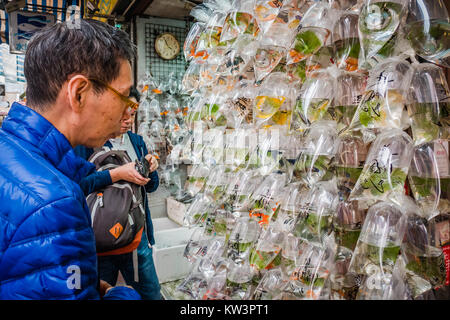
[113,61,133,92]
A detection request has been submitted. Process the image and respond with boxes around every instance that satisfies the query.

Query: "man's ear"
[67,75,90,113]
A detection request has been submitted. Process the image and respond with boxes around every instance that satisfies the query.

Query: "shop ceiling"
[112,0,203,21]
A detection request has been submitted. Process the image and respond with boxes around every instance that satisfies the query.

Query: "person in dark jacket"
[75,88,162,300]
[0,19,141,300]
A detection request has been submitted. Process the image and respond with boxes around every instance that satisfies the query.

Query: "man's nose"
[121,108,132,121]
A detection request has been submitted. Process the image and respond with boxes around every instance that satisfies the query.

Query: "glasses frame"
[88,78,139,112]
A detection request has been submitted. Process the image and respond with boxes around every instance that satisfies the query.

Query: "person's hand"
[110,162,150,185]
[145,154,158,172]
[100,280,135,298]
[99,280,113,297]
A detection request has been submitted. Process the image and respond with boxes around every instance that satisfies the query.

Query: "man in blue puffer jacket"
[0,19,141,299]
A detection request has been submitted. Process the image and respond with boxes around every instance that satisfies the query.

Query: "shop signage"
[8,10,55,54]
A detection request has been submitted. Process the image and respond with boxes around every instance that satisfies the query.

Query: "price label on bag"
[434,139,449,178]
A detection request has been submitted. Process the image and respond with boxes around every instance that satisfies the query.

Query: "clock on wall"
[155,32,180,60]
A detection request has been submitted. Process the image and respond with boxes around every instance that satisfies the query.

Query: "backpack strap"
[97,163,120,172]
[88,146,111,164]
[133,249,139,282]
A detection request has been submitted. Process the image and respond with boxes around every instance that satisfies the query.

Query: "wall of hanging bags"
[139,0,450,300]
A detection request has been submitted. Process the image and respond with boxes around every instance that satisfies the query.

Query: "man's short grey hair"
[24,19,137,111]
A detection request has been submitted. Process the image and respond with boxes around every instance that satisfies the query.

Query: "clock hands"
[156,34,179,59]
[163,38,171,49]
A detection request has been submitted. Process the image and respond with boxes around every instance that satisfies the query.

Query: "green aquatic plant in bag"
[408,139,450,220]
[347,200,408,300]
[346,57,413,142]
[292,179,339,244]
[358,0,408,69]
[401,209,447,299]
[407,63,450,147]
[349,128,414,207]
[293,121,339,186]
[290,70,336,132]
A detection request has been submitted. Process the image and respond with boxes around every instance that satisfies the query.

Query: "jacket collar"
[105,131,141,158]
[2,102,95,183]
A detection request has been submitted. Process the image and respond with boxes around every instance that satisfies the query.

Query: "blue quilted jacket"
[0,102,140,300]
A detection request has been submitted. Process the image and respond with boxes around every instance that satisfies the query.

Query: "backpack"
[86,147,146,255]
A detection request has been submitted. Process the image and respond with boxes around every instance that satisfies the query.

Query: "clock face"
[155,33,180,60]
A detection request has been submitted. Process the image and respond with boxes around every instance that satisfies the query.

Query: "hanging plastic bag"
[210,208,235,237]
[175,260,209,300]
[273,182,304,233]
[247,173,286,228]
[185,164,210,197]
[209,97,230,129]
[203,165,231,201]
[202,259,230,300]
[349,128,413,206]
[327,71,367,132]
[346,57,413,139]
[225,260,256,300]
[292,180,338,244]
[332,12,361,72]
[281,0,303,30]
[404,0,450,68]
[253,132,284,176]
[186,94,206,129]
[226,216,261,265]
[290,69,336,132]
[254,72,294,129]
[407,63,450,146]
[198,236,227,278]
[253,0,284,35]
[334,200,368,255]
[280,233,307,279]
[182,60,202,94]
[288,26,332,65]
[199,62,220,89]
[347,200,408,300]
[222,129,248,168]
[183,225,214,263]
[331,200,368,298]
[304,35,335,74]
[138,72,161,96]
[289,237,337,300]
[202,128,225,166]
[401,206,447,299]
[221,7,260,44]
[252,268,286,300]
[358,0,408,69]
[184,22,208,62]
[249,226,285,272]
[335,133,370,201]
[293,120,339,186]
[286,2,333,65]
[184,193,215,227]
[408,139,450,220]
[225,169,261,213]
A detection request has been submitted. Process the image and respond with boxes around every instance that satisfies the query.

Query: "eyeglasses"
[88,78,139,112]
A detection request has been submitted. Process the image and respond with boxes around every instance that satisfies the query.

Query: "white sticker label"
[435,139,449,178]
